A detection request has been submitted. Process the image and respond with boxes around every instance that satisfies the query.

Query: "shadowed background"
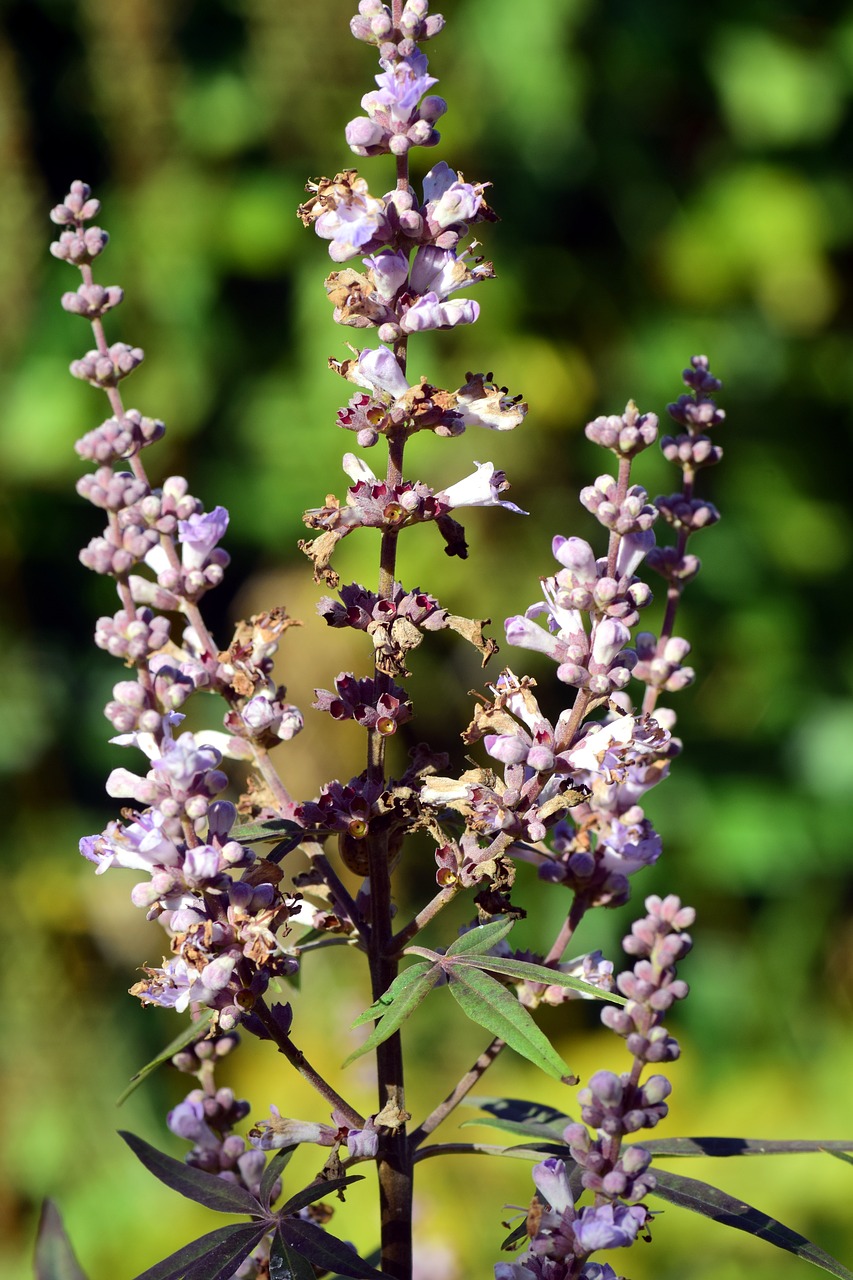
[2,0,853,1277]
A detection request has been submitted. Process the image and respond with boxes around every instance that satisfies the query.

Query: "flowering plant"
[36,4,853,1280]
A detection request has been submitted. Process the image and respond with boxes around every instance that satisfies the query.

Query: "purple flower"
[409,244,492,298]
[167,1098,219,1148]
[177,506,229,570]
[352,346,411,399]
[422,161,485,227]
[248,1105,337,1151]
[136,955,236,1013]
[80,810,182,875]
[400,290,480,332]
[315,192,389,261]
[371,52,438,121]
[363,249,410,300]
[532,1158,574,1215]
[572,1202,647,1252]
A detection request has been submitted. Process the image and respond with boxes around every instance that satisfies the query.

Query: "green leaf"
[119,1130,262,1217]
[644,1136,853,1158]
[132,1223,270,1280]
[276,1221,386,1279]
[260,1146,297,1211]
[116,1011,216,1106]
[34,1201,89,1280]
[444,917,517,956]
[447,968,574,1082]
[451,954,626,1005]
[461,1095,574,1141]
[651,1167,853,1280]
[351,962,436,1028]
[269,1230,317,1280]
[343,962,439,1067]
[230,819,308,844]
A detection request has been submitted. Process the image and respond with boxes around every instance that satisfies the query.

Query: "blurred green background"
[2,0,853,1276]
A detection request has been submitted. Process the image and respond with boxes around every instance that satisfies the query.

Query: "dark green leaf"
[119,1130,262,1217]
[325,1249,383,1280]
[260,1146,297,1211]
[645,1136,853,1158]
[34,1201,89,1280]
[452,954,626,1005]
[447,968,574,1082]
[651,1168,853,1280]
[279,1175,363,1217]
[444,917,517,956]
[132,1223,269,1280]
[269,1230,317,1280]
[462,1095,574,1141]
[116,1011,216,1106]
[344,962,438,1066]
[277,1221,386,1279]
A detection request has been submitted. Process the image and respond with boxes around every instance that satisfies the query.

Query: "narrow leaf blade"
[260,1146,297,1211]
[351,962,435,1028]
[644,1136,853,1158]
[269,1229,317,1280]
[34,1201,89,1280]
[116,1011,216,1106]
[827,1150,853,1167]
[279,1175,363,1217]
[344,963,439,1066]
[120,1130,262,1217]
[277,1220,386,1279]
[462,1095,574,1141]
[230,819,309,845]
[132,1223,269,1280]
[453,954,626,1005]
[445,917,517,957]
[651,1168,853,1280]
[447,968,574,1082]
[325,1249,383,1280]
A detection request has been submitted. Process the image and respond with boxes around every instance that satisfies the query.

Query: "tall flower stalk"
[42,5,853,1280]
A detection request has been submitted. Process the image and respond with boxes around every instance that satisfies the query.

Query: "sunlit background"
[2,0,853,1277]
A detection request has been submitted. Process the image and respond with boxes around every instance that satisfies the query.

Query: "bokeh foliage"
[2,0,853,1277]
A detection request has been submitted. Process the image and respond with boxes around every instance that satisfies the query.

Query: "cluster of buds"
[51,181,308,1029]
[498,897,693,1280]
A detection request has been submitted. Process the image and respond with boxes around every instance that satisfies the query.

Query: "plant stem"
[409,1036,505,1147]
[253,999,364,1127]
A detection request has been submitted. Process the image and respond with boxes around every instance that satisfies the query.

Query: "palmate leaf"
[116,1010,216,1106]
[119,1130,262,1217]
[276,1220,387,1279]
[344,961,439,1066]
[450,953,627,1005]
[132,1222,270,1280]
[447,967,574,1082]
[34,1201,89,1280]
[651,1167,853,1280]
